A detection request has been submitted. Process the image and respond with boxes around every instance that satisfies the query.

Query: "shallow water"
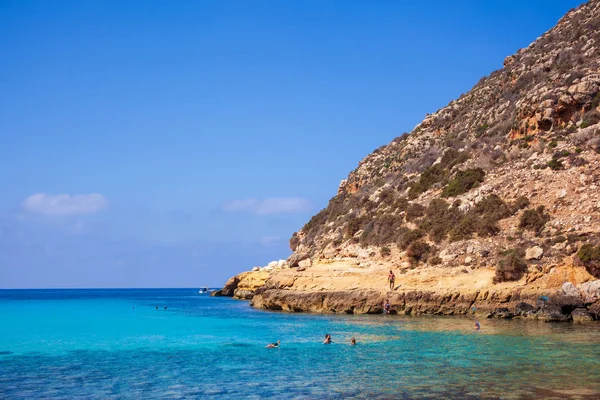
[1,289,599,399]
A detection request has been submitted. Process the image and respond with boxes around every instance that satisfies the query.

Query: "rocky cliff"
[218,0,600,322]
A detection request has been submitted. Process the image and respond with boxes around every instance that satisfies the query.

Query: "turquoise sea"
[1,289,600,399]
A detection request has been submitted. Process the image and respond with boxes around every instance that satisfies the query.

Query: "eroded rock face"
[580,280,600,302]
[536,306,571,322]
[211,276,240,297]
[250,286,572,318]
[212,271,271,299]
[572,308,594,322]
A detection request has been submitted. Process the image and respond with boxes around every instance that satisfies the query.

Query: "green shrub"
[378,188,395,206]
[380,246,391,257]
[548,140,558,148]
[511,196,530,213]
[475,214,501,237]
[406,240,431,264]
[474,194,511,220]
[568,155,588,167]
[344,217,363,239]
[553,149,570,159]
[440,148,469,167]
[547,158,564,170]
[493,248,528,283]
[302,208,329,236]
[422,199,462,243]
[406,203,426,221]
[407,149,469,199]
[518,206,550,235]
[408,165,445,198]
[332,235,343,247]
[359,222,374,246]
[393,197,409,211]
[577,243,600,278]
[475,124,489,137]
[449,214,478,242]
[360,213,404,246]
[397,228,425,250]
[442,168,485,198]
[429,256,442,265]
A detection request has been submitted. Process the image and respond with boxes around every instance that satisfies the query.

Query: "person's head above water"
[350,337,356,345]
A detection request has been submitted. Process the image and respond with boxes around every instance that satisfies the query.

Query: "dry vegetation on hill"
[289,0,600,282]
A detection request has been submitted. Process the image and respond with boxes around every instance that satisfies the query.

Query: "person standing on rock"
[388,270,395,290]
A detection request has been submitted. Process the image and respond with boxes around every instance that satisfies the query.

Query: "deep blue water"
[1,288,600,399]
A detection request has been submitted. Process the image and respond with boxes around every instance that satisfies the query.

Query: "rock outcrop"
[247,260,600,321]
[217,1,600,322]
[212,260,291,299]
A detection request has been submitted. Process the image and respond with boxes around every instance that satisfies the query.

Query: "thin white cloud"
[222,197,310,215]
[222,198,261,213]
[22,193,108,216]
[260,236,280,246]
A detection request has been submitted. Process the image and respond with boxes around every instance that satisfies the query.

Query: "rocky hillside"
[291,0,600,277]
[217,0,600,321]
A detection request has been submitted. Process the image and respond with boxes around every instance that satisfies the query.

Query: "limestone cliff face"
[219,1,600,321]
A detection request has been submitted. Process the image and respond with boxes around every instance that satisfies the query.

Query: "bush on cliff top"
[493,248,528,283]
[577,243,600,278]
[290,232,300,251]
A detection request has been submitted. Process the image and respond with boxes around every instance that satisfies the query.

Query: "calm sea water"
[1,289,599,399]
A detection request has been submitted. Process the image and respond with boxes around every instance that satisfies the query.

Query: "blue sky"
[0,0,584,288]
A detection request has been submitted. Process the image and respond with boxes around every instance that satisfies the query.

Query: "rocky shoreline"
[214,259,600,323]
[250,286,599,322]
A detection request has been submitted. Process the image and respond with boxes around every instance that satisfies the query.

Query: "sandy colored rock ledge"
[218,259,600,321]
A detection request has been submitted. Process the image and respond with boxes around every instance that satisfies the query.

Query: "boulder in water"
[571,308,593,323]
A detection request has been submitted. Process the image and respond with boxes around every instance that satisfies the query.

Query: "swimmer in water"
[266,340,280,348]
[350,337,356,345]
[323,334,332,344]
